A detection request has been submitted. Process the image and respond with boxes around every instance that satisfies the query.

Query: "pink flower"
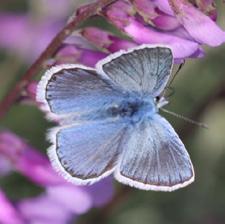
[100,0,225,59]
[0,190,24,224]
[0,14,62,63]
[54,44,107,67]
[104,0,200,59]
[0,131,63,186]
[168,0,225,46]
[81,27,137,52]
[17,185,92,224]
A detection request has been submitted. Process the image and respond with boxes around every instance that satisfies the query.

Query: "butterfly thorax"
[107,97,157,123]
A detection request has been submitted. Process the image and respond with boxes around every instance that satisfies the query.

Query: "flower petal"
[169,0,225,46]
[105,1,200,59]
[18,194,73,224]
[46,185,92,214]
[152,13,180,31]
[133,0,158,22]
[0,131,63,186]
[82,27,137,52]
[104,0,135,29]
[0,190,24,224]
[55,44,107,66]
[84,177,114,207]
[195,0,217,21]
[0,14,61,62]
[125,20,200,58]
[154,0,174,16]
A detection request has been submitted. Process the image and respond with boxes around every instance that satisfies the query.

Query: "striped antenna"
[160,108,208,129]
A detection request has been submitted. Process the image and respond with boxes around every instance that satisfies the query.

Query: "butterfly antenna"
[162,60,185,98]
[164,86,175,98]
[170,60,185,86]
[160,108,208,129]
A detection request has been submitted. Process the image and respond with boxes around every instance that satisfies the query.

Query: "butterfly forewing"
[37,65,124,117]
[97,46,173,96]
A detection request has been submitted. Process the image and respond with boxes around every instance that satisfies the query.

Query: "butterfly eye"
[154,96,160,103]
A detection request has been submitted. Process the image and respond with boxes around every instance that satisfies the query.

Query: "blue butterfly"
[37,44,194,191]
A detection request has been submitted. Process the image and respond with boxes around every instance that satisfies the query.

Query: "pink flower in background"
[0,14,62,62]
[17,185,92,224]
[0,0,74,62]
[102,0,225,59]
[81,27,137,52]
[54,44,107,67]
[0,0,94,63]
[0,190,24,224]
[0,131,63,186]
[0,157,11,177]
[168,0,225,46]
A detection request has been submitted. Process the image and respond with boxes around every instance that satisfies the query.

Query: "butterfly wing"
[115,114,194,191]
[48,119,128,184]
[96,45,173,97]
[36,64,124,118]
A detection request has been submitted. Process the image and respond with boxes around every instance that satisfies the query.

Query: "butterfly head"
[155,96,169,109]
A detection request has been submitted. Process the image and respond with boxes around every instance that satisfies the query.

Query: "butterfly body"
[37,45,195,191]
[105,95,157,123]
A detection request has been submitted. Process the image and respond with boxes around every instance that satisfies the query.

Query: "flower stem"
[0,0,116,119]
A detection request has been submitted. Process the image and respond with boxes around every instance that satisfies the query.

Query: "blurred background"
[1,0,225,224]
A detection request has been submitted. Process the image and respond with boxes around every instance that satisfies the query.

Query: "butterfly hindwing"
[97,45,173,96]
[48,119,128,184]
[115,114,194,191]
